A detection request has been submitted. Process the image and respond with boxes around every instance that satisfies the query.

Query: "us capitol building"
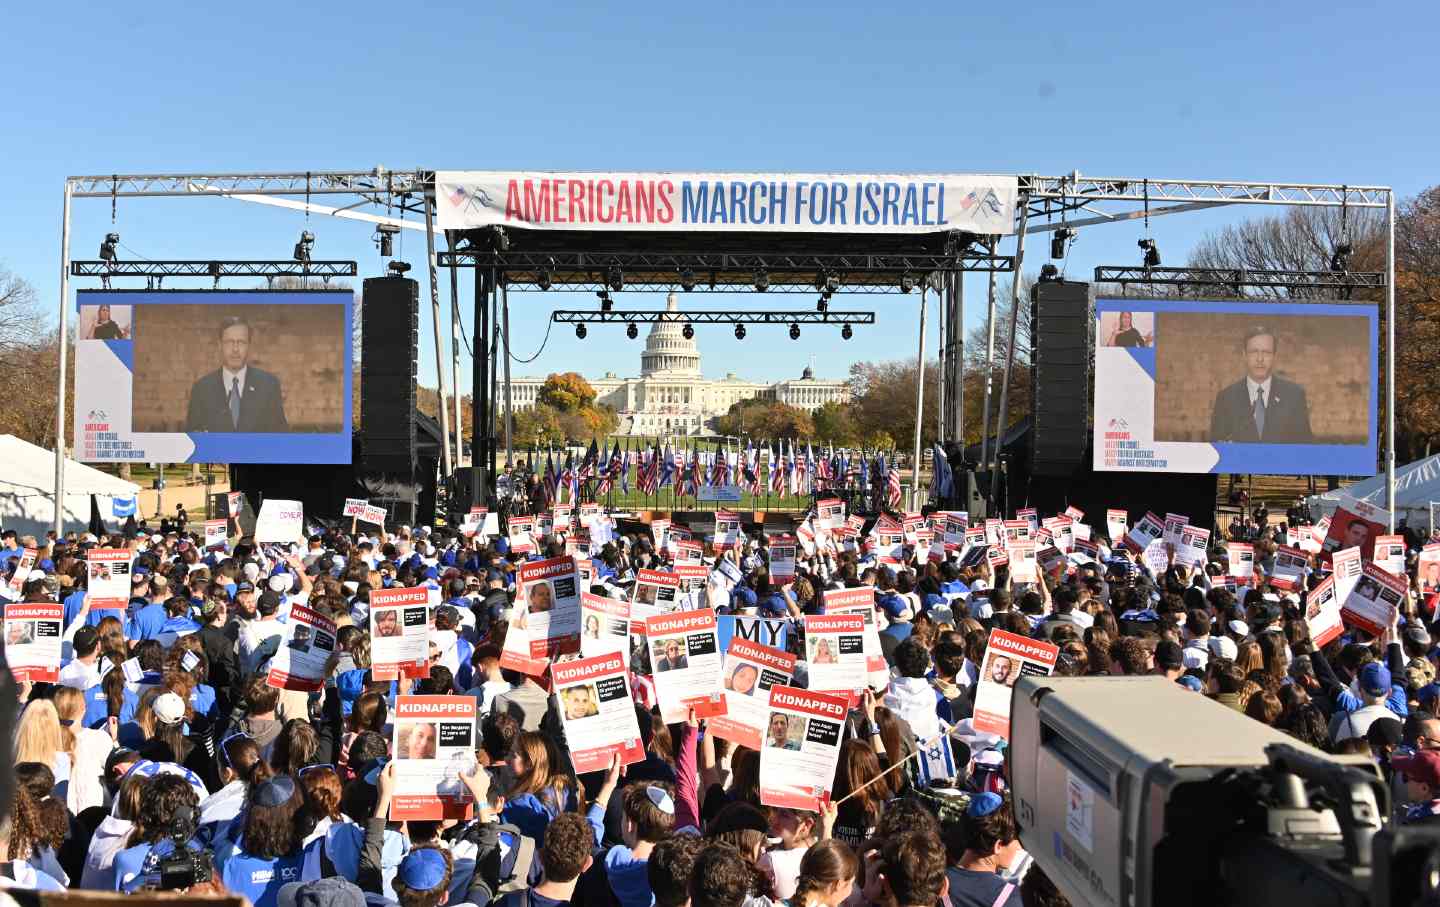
[510,294,849,436]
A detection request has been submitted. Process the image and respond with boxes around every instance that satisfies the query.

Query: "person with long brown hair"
[80,773,148,889]
[788,838,858,907]
[113,773,202,891]
[0,783,67,889]
[829,740,890,847]
[503,730,577,840]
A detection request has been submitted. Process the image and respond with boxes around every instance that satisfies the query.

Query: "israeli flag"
[112,496,137,518]
[916,733,958,786]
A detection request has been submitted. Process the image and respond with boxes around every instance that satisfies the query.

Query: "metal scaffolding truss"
[68,170,429,205]
[1093,265,1387,293]
[1019,174,1388,209]
[551,310,874,325]
[436,247,1010,293]
[70,260,358,279]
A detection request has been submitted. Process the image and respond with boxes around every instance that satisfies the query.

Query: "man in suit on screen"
[1208,325,1312,444]
[185,316,288,433]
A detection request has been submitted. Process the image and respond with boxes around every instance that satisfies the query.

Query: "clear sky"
[4,0,1436,393]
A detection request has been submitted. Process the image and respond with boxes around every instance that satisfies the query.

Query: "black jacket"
[185,366,288,432]
[1208,376,1312,444]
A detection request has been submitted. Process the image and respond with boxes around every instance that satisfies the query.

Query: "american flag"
[620,442,632,493]
[743,440,761,495]
[543,451,558,506]
[887,455,904,509]
[580,439,599,481]
[794,442,809,495]
[769,443,784,494]
[681,447,700,498]
[711,446,728,489]
[558,453,574,505]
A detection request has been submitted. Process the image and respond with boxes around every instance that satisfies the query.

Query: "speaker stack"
[1030,279,1092,477]
[360,276,420,475]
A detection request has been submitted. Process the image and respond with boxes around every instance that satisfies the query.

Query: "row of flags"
[531,439,906,508]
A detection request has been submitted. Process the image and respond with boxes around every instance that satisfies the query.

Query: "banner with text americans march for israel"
[435,171,1017,234]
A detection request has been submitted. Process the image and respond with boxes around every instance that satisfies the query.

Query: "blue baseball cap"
[1360,662,1393,697]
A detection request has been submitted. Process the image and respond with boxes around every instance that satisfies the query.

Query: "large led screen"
[1093,298,1376,475]
[74,290,353,464]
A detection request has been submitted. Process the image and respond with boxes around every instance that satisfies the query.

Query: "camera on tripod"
[155,804,211,891]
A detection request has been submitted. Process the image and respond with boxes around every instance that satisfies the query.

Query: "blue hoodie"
[220,848,313,907]
[125,601,168,640]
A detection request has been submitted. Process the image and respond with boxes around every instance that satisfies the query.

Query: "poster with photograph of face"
[389,696,477,821]
[972,629,1058,740]
[758,685,849,811]
[708,639,797,750]
[552,652,646,774]
[370,587,429,680]
[3,602,62,682]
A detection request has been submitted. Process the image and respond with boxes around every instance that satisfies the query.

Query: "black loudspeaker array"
[360,276,420,473]
[1030,279,1092,476]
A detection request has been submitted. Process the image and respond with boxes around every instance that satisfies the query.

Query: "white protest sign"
[635,569,682,610]
[708,638,797,751]
[973,629,1059,740]
[759,685,849,811]
[369,586,430,680]
[1304,575,1344,648]
[802,613,867,702]
[1227,542,1255,581]
[514,556,582,662]
[360,504,387,527]
[1124,512,1165,556]
[86,549,132,610]
[267,602,338,691]
[579,592,630,659]
[1373,534,1406,576]
[823,587,889,691]
[1342,562,1404,637]
[1175,525,1210,569]
[390,696,477,821]
[1271,546,1308,591]
[204,519,228,551]
[255,499,305,544]
[4,601,62,682]
[553,652,646,773]
[1106,509,1128,546]
[645,609,725,723]
[343,498,368,518]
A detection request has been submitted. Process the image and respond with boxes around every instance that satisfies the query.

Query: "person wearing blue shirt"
[126,577,172,641]
[218,776,318,907]
[112,774,204,891]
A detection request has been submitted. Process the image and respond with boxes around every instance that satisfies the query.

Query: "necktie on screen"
[1253,390,1266,439]
[229,378,241,429]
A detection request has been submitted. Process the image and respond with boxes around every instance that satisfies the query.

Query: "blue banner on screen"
[1093,298,1377,475]
[73,290,353,464]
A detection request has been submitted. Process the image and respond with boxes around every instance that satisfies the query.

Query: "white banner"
[436,171,1017,234]
[255,499,304,544]
[390,696,476,821]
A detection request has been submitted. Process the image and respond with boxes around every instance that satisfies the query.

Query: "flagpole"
[911,285,928,513]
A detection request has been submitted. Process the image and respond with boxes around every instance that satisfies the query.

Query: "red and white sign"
[508,517,536,555]
[579,592,630,659]
[515,556,582,657]
[1106,509,1128,546]
[1373,534,1406,576]
[822,588,887,690]
[389,696,477,821]
[370,587,430,680]
[435,171,1020,236]
[342,498,368,518]
[360,504,387,527]
[645,609,725,722]
[635,569,682,610]
[758,685,850,811]
[1009,540,1038,584]
[3,601,62,682]
[1163,513,1189,549]
[673,540,703,567]
[1124,512,1165,556]
[204,519,228,551]
[816,498,846,531]
[802,613,867,700]
[768,535,797,582]
[552,652,646,774]
[254,499,304,544]
[1227,543,1255,581]
[1270,546,1308,591]
[267,603,339,692]
[5,548,36,596]
[1323,496,1390,561]
[86,548,132,609]
[1304,575,1344,648]
[708,639,797,750]
[714,511,742,552]
[1341,562,1405,637]
[1174,525,1210,569]
[973,629,1059,739]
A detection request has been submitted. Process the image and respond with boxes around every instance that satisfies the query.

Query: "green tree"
[847,359,940,453]
[538,372,597,411]
[515,403,565,447]
[812,401,859,446]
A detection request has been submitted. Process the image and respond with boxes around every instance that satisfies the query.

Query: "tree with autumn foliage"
[538,372,597,411]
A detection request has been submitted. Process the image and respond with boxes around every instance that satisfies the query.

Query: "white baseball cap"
[153,692,187,725]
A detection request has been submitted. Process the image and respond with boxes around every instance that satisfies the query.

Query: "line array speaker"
[360,276,419,473]
[1031,279,1092,477]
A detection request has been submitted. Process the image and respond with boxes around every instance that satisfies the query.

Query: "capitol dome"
[641,293,701,377]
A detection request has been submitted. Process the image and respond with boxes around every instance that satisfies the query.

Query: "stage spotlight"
[899,272,916,293]
[816,272,840,294]
[1330,242,1353,273]
[753,269,770,292]
[682,323,695,340]
[1039,264,1060,282]
[598,291,614,312]
[679,268,697,292]
[293,230,315,263]
[537,269,553,291]
[490,226,510,251]
[1051,227,1074,260]
[816,295,829,313]
[575,323,587,340]
[734,324,746,340]
[388,260,412,275]
[789,323,801,341]
[841,324,853,340]
[99,232,120,263]
[626,322,638,340]
[607,266,623,292]
[375,224,400,257]
[1138,238,1160,269]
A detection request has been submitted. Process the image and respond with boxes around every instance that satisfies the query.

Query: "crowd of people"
[0,490,1433,907]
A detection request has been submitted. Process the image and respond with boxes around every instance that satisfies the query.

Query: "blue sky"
[5,0,1436,392]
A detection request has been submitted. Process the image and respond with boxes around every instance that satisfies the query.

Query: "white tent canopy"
[0,435,140,538]
[1305,452,1440,526]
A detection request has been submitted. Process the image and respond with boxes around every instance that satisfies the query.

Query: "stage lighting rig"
[1138,238,1160,269]
[388,260,411,275]
[682,323,695,340]
[1330,242,1353,273]
[626,322,638,340]
[734,324,746,340]
[598,291,614,312]
[816,294,830,313]
[537,269,553,291]
[606,265,623,292]
[489,225,510,251]
[679,268,697,292]
[899,272,916,293]
[574,323,587,339]
[99,232,120,263]
[1039,264,1061,282]
[1051,227,1074,260]
[293,230,315,263]
[841,324,853,340]
[815,271,839,294]
[375,224,400,257]
[789,323,801,340]
[754,268,770,292]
